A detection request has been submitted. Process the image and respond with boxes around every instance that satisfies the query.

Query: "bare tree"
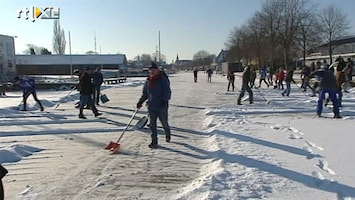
[23,44,43,55]
[85,50,97,55]
[296,12,321,66]
[318,5,350,63]
[274,0,310,69]
[225,25,255,64]
[257,0,282,69]
[41,48,52,55]
[192,50,214,66]
[139,54,153,66]
[53,19,66,55]
[247,15,270,66]
[152,52,166,63]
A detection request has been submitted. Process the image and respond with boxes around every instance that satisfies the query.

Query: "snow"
[1,72,355,200]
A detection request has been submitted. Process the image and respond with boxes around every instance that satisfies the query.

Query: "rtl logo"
[17,6,60,22]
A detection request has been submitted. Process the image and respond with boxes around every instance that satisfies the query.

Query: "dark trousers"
[148,105,170,145]
[207,75,212,83]
[79,94,98,115]
[278,80,284,90]
[0,180,3,200]
[0,164,7,200]
[228,81,235,91]
[259,78,269,87]
[23,90,43,110]
[93,85,101,105]
[238,83,253,103]
[317,89,339,116]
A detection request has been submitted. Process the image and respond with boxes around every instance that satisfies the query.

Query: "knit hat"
[149,62,158,69]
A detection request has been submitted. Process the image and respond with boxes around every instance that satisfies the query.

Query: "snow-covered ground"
[1,71,355,200]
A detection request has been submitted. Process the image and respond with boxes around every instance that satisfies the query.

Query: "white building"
[15,54,127,75]
[0,34,16,82]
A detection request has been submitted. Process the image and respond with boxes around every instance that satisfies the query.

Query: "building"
[304,35,355,66]
[15,54,127,75]
[0,34,17,82]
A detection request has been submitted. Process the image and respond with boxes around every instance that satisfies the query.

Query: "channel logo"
[17,6,60,22]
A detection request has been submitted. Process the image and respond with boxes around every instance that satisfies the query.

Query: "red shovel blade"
[105,141,119,150]
[111,144,121,154]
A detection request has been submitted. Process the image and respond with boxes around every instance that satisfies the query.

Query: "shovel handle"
[114,108,139,143]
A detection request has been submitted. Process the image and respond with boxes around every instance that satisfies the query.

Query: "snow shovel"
[135,114,149,129]
[105,108,140,153]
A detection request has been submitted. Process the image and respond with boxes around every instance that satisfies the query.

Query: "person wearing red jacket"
[277,68,285,90]
[137,62,171,149]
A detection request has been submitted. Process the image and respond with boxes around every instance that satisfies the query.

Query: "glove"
[136,102,142,109]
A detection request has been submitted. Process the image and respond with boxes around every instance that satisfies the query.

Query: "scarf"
[149,73,160,89]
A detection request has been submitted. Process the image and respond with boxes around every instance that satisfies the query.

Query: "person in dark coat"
[14,76,44,111]
[237,66,253,105]
[91,67,104,106]
[335,57,346,106]
[193,68,198,82]
[0,164,8,200]
[137,62,171,149]
[301,65,312,92]
[206,68,213,83]
[311,66,341,118]
[78,67,102,119]
[227,71,235,91]
[250,68,257,88]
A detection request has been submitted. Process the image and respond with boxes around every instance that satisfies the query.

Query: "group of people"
[192,67,214,83]
[228,58,353,119]
[12,63,171,150]
[76,67,104,119]
[13,66,104,118]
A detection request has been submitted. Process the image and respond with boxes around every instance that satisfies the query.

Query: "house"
[15,54,127,75]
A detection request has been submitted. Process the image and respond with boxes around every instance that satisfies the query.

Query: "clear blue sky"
[2,0,355,63]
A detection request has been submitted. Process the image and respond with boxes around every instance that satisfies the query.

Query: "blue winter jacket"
[311,69,338,90]
[138,73,171,111]
[19,78,36,94]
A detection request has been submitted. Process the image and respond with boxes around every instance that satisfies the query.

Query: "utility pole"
[155,45,158,62]
[158,31,161,65]
[94,31,97,54]
[69,31,72,79]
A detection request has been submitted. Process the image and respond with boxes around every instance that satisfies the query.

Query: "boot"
[79,113,86,119]
[166,135,171,142]
[148,143,158,149]
[37,101,44,111]
[333,114,342,119]
[21,104,27,111]
[79,108,86,119]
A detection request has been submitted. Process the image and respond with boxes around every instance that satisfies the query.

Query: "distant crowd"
[191,56,354,118]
